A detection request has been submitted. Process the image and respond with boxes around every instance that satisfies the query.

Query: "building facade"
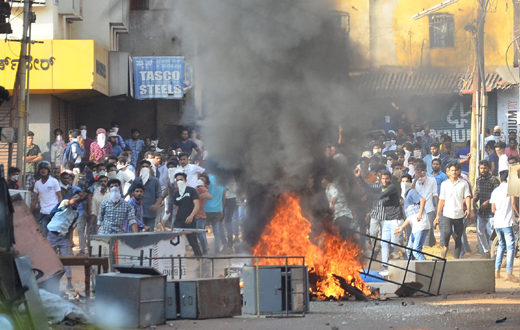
[338,0,518,141]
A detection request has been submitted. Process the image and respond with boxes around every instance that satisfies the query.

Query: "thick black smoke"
[165,0,366,246]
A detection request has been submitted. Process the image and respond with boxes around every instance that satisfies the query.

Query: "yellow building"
[338,0,518,139]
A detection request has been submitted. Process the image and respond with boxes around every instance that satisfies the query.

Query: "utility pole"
[16,0,32,188]
[469,0,486,185]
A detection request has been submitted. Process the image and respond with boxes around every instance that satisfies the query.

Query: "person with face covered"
[89,175,110,234]
[108,132,123,156]
[47,191,87,288]
[7,167,20,190]
[394,174,429,260]
[79,124,94,163]
[90,128,113,163]
[127,160,163,231]
[175,152,205,188]
[173,172,202,256]
[110,121,126,148]
[51,128,65,169]
[97,179,137,235]
[162,159,181,229]
[116,156,135,196]
[411,160,438,247]
[381,113,397,133]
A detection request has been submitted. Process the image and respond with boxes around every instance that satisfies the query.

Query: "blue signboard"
[132,56,184,100]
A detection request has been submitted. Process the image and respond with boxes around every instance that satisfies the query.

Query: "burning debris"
[252,194,373,300]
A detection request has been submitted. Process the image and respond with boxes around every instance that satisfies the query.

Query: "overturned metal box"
[243,265,309,315]
[95,272,166,328]
[171,278,241,319]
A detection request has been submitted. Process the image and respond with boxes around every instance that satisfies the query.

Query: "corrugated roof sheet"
[350,71,511,97]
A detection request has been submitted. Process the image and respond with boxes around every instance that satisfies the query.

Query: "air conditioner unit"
[1,127,16,143]
[58,0,83,21]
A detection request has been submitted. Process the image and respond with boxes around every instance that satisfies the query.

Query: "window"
[130,0,149,10]
[330,11,350,34]
[429,13,455,48]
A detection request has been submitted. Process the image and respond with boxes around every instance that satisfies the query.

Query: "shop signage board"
[497,87,519,138]
[131,56,184,100]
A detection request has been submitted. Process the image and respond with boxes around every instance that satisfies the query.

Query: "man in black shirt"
[355,169,404,271]
[173,172,202,257]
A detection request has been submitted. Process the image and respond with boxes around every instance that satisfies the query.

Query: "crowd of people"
[6,123,245,288]
[316,116,519,282]
[5,114,520,287]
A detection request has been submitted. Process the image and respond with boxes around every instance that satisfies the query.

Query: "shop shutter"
[0,100,17,169]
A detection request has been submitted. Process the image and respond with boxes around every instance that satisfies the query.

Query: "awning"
[349,70,513,97]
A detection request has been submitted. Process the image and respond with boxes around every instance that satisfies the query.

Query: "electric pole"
[16,0,32,188]
[469,0,487,186]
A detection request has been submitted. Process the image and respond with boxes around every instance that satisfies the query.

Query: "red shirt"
[82,137,94,162]
[505,147,519,158]
[90,141,113,162]
[195,186,209,219]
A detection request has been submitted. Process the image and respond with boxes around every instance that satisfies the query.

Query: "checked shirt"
[98,199,136,235]
[474,173,500,218]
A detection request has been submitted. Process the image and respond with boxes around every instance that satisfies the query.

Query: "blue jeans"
[407,229,429,260]
[39,213,53,237]
[495,227,515,274]
[381,220,401,266]
[206,212,224,252]
[195,218,208,254]
[47,231,71,279]
[460,217,471,257]
[477,215,493,253]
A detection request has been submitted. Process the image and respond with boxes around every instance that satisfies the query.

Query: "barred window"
[429,13,455,48]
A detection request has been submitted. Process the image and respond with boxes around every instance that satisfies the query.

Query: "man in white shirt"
[490,171,520,282]
[117,156,135,196]
[30,161,63,236]
[495,142,509,176]
[412,160,438,247]
[175,152,205,188]
[434,162,471,259]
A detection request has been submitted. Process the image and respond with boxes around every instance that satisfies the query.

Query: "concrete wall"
[118,2,183,57]
[389,259,495,295]
[342,0,515,69]
[8,1,129,51]
[27,94,52,161]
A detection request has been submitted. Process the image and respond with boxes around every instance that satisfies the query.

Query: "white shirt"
[175,164,205,188]
[116,169,134,196]
[325,183,353,220]
[34,177,61,214]
[439,178,471,219]
[91,186,110,217]
[490,182,514,229]
[414,176,438,213]
[498,154,509,173]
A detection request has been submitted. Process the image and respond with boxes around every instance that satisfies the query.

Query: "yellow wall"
[336,0,371,69]
[0,40,109,95]
[340,0,515,69]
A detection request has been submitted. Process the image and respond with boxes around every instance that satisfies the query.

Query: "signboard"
[90,234,187,280]
[132,56,184,100]
[421,94,496,144]
[497,87,519,138]
[0,40,109,95]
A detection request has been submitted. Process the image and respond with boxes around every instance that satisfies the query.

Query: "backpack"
[62,141,85,168]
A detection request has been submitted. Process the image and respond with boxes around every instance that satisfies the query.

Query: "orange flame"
[252,193,371,299]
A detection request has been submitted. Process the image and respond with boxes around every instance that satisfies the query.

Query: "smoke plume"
[163,0,366,245]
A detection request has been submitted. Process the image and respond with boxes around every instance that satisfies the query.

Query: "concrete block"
[388,259,495,295]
